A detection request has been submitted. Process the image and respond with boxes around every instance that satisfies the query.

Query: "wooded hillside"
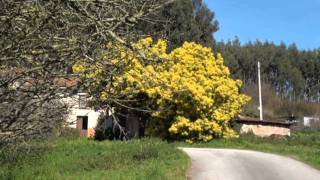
[214,39,320,103]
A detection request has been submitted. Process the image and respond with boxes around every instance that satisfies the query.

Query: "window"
[79,94,87,109]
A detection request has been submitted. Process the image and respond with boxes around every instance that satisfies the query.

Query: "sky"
[204,0,320,50]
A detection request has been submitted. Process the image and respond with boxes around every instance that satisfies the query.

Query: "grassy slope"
[2,131,319,179]
[0,137,190,180]
[177,130,320,169]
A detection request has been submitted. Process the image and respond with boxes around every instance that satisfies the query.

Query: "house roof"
[1,68,81,88]
[237,117,293,126]
[0,67,28,76]
[53,77,81,87]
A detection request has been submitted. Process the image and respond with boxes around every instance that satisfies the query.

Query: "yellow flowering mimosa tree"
[73,37,250,142]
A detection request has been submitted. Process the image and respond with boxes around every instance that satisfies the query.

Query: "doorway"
[76,116,88,136]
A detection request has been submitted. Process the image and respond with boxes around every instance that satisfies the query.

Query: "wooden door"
[76,116,88,136]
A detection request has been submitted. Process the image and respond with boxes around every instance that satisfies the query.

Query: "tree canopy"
[73,38,250,142]
[0,0,174,145]
[136,0,219,49]
[214,40,320,103]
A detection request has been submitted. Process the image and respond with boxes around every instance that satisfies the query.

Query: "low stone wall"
[240,124,290,137]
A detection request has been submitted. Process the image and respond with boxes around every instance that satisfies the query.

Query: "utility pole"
[258,61,263,120]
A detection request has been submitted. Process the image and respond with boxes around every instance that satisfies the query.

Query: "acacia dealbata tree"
[73,38,250,142]
[86,0,224,140]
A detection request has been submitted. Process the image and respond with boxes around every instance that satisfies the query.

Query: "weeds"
[0,138,190,180]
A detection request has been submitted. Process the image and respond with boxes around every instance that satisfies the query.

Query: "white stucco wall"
[61,93,103,130]
[67,108,101,129]
[303,117,320,127]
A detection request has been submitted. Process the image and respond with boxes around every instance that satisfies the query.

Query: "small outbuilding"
[303,117,320,128]
[237,117,293,137]
[64,93,103,138]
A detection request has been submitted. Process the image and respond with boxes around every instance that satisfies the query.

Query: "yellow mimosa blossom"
[73,37,250,142]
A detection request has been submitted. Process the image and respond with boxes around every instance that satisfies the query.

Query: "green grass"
[0,137,190,180]
[177,130,320,169]
[3,131,319,179]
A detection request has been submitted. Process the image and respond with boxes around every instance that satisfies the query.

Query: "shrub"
[73,38,250,142]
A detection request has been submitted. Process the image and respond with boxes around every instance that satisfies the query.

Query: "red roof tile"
[53,77,80,87]
[237,117,292,126]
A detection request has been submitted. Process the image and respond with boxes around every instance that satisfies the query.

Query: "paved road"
[181,148,320,180]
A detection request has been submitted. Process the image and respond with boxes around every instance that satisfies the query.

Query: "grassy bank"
[0,137,190,180]
[178,130,320,169]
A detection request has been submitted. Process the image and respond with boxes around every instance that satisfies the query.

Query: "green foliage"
[0,138,190,180]
[58,128,83,139]
[214,40,320,103]
[136,0,218,49]
[74,38,250,142]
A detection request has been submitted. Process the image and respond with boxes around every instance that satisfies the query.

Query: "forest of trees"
[214,39,320,103]
[136,0,218,49]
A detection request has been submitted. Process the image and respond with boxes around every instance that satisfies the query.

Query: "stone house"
[58,78,142,139]
[62,92,103,138]
[55,78,104,138]
[1,68,103,138]
[237,116,293,137]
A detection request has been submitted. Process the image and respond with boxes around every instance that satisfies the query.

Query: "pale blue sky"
[204,0,320,50]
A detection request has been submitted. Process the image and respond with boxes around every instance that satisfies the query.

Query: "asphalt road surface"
[182,148,320,180]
